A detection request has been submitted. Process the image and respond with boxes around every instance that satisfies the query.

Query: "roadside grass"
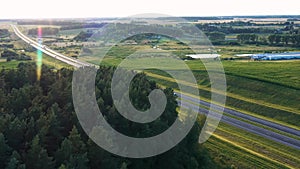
[206,122,300,169]
[216,123,300,164]
[204,135,288,169]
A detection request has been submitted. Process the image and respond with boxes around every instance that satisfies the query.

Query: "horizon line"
[1,14,300,20]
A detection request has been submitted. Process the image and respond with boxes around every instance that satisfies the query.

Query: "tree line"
[267,34,300,46]
[236,33,300,46]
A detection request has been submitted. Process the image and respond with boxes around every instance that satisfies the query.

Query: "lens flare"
[36,27,43,81]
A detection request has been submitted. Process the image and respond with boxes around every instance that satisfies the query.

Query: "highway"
[178,93,300,138]
[11,25,93,68]
[12,25,300,150]
[177,94,300,150]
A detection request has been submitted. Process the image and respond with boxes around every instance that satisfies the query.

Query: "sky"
[1,0,299,19]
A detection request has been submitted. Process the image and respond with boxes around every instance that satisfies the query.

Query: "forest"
[0,63,218,169]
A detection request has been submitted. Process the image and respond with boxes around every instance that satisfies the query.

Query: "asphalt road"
[12,25,300,150]
[178,98,300,150]
[178,92,300,138]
